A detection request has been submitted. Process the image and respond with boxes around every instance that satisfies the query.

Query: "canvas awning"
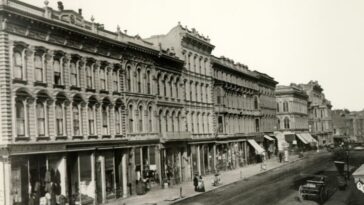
[301,133,318,144]
[247,139,265,155]
[296,134,309,144]
[264,135,275,141]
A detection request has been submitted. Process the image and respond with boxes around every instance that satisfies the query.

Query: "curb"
[170,156,307,205]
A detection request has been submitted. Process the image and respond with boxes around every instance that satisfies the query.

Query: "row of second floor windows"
[217,115,260,133]
[216,93,259,110]
[277,101,307,114]
[15,98,124,139]
[12,47,122,92]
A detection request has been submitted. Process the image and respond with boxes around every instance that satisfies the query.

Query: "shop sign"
[10,144,65,155]
[356,180,364,194]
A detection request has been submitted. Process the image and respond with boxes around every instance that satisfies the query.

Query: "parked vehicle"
[298,175,328,203]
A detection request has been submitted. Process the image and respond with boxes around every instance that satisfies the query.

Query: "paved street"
[173,152,332,205]
[173,150,364,205]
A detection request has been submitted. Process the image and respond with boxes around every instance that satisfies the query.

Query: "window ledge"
[88,135,98,139]
[37,136,50,141]
[34,81,47,87]
[86,88,96,92]
[113,91,121,95]
[100,90,109,94]
[15,136,30,141]
[72,135,84,140]
[70,86,81,91]
[53,84,65,89]
[13,79,27,85]
[102,135,111,139]
[55,136,67,140]
[115,134,124,138]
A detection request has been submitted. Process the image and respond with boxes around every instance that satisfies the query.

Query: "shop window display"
[79,154,94,205]
[104,152,116,199]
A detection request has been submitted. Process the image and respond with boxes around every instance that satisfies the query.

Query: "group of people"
[193,174,205,192]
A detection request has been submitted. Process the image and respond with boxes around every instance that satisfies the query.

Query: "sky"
[28,0,364,111]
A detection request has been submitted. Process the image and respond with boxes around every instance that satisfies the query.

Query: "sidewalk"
[105,154,306,205]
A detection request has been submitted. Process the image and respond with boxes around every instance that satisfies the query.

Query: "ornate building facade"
[0,1,278,205]
[299,81,333,146]
[275,84,317,151]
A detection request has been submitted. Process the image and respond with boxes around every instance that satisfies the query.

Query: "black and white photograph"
[0,0,363,204]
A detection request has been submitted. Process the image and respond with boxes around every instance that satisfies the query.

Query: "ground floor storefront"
[0,137,276,205]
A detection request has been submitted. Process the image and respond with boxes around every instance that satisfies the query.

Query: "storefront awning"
[247,139,265,155]
[296,134,309,144]
[301,133,318,144]
[264,135,275,141]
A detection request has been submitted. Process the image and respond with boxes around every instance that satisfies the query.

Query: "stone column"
[23,98,29,138]
[121,152,128,198]
[197,145,201,176]
[44,101,49,136]
[0,157,11,205]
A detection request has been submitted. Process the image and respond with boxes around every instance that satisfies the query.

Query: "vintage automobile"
[298,175,328,203]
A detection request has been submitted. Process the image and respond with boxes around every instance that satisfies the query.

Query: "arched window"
[171,111,175,132]
[201,113,205,133]
[16,100,25,136]
[170,78,173,98]
[102,105,108,134]
[37,102,45,136]
[284,117,290,129]
[148,106,153,132]
[254,96,259,109]
[113,70,118,92]
[115,106,121,134]
[73,105,80,136]
[189,81,193,101]
[54,59,62,85]
[34,54,43,82]
[14,51,23,79]
[137,68,142,93]
[163,77,167,97]
[206,85,209,103]
[138,106,143,132]
[175,80,179,99]
[56,103,63,136]
[128,105,133,133]
[165,111,169,132]
[70,62,78,86]
[88,106,95,135]
[277,119,281,130]
[157,75,161,96]
[159,110,163,133]
[283,101,289,112]
[176,112,180,132]
[147,71,151,94]
[126,65,131,92]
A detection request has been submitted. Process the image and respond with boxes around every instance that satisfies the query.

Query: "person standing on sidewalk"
[193,173,199,191]
[279,152,283,163]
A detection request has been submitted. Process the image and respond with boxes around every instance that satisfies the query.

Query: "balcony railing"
[127,132,160,141]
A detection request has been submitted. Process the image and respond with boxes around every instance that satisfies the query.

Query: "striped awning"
[247,139,265,155]
[296,134,309,144]
[264,135,275,141]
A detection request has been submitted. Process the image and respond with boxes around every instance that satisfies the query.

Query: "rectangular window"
[102,107,108,134]
[54,60,62,85]
[16,101,25,136]
[34,55,43,82]
[37,103,45,136]
[115,109,120,134]
[73,106,80,136]
[113,71,118,91]
[88,107,95,135]
[86,66,93,88]
[56,104,63,135]
[100,68,106,90]
[70,62,77,86]
[129,119,133,133]
[14,52,23,79]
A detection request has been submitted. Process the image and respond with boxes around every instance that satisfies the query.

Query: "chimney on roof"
[57,1,64,11]
[78,9,82,16]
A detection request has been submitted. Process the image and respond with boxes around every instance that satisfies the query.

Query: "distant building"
[299,81,333,146]
[332,109,364,143]
[275,84,316,151]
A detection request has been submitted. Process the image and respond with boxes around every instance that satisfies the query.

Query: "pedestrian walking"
[279,152,283,163]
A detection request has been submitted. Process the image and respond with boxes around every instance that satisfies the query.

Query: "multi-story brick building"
[0,1,278,205]
[299,81,333,146]
[332,109,364,143]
